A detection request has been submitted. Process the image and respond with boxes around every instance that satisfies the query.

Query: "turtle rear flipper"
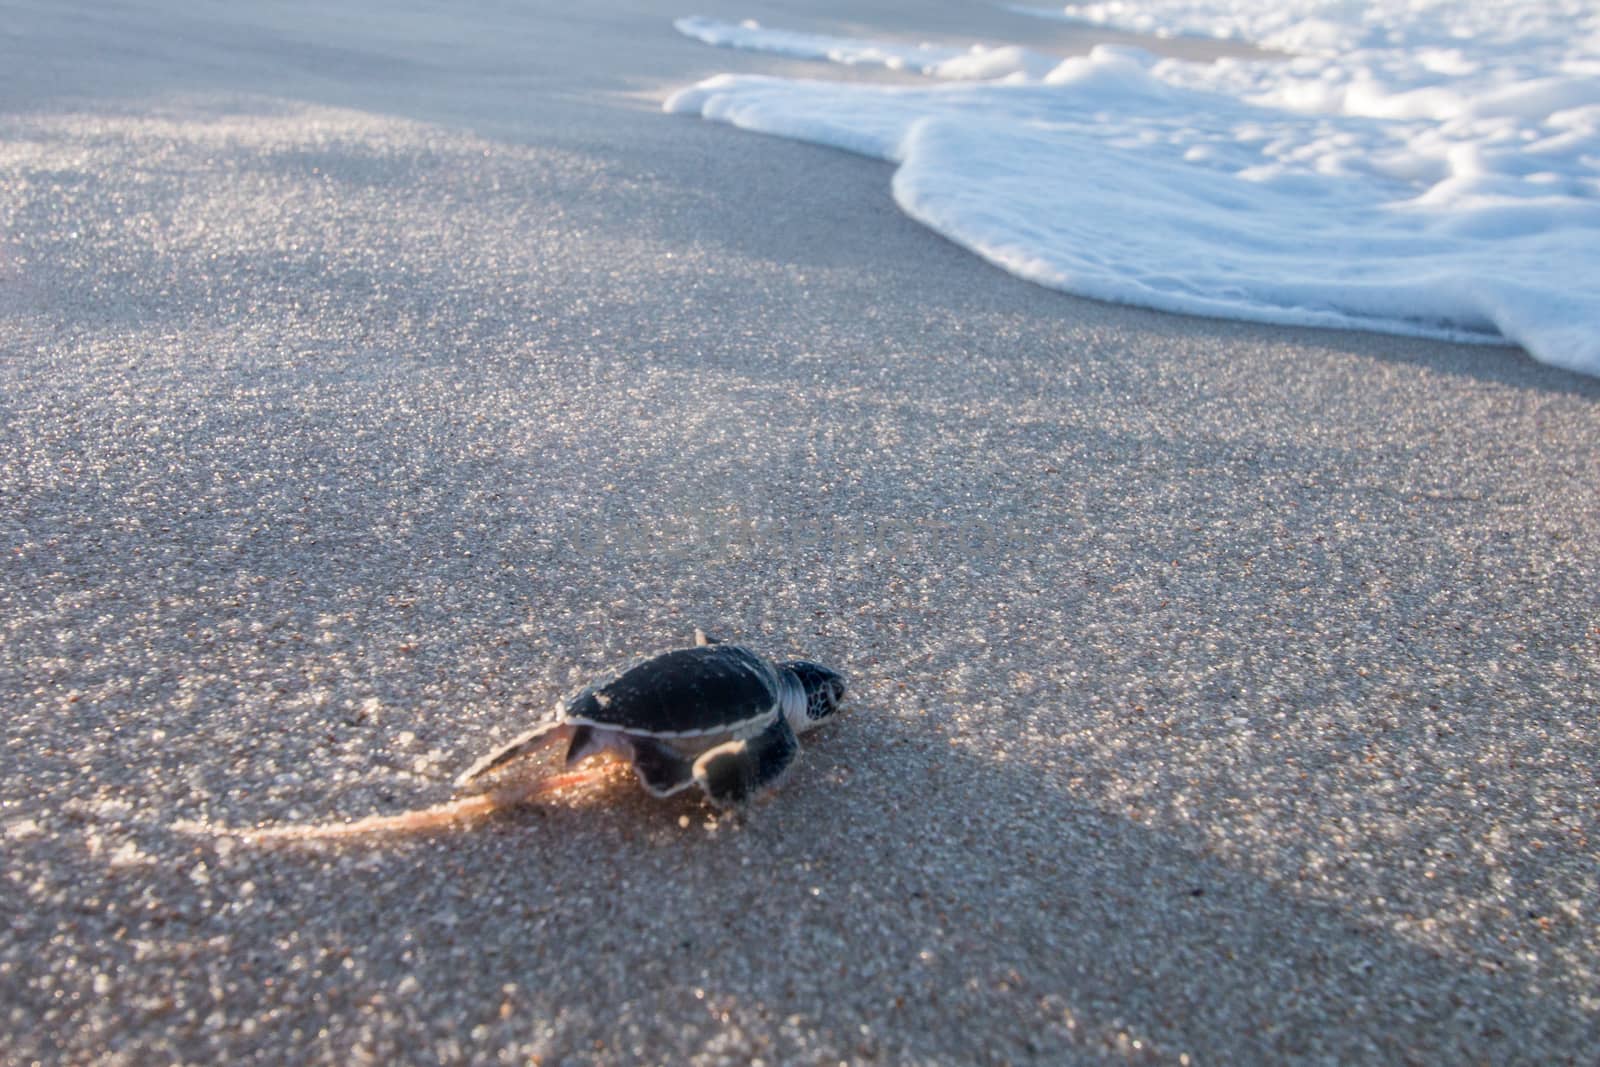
[455,720,570,787]
[692,717,798,809]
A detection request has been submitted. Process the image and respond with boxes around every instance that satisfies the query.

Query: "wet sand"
[2,1,1597,1062]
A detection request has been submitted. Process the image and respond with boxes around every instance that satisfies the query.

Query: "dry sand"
[2,0,1597,1062]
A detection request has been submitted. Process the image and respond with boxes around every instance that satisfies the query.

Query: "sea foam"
[667,6,1600,376]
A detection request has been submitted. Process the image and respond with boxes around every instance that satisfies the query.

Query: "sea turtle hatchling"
[230,631,847,842]
[458,630,848,804]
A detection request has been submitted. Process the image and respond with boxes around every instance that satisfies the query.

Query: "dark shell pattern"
[562,644,782,737]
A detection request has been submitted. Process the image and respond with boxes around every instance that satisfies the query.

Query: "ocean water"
[668,5,1600,376]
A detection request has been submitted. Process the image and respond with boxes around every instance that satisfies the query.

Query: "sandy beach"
[2,0,1597,1062]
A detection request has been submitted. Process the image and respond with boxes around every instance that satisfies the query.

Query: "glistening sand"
[2,1,1597,1062]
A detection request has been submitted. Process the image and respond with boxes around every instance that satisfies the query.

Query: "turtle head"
[779,660,847,731]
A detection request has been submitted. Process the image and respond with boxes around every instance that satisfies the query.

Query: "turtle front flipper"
[691,716,799,809]
[629,737,697,797]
